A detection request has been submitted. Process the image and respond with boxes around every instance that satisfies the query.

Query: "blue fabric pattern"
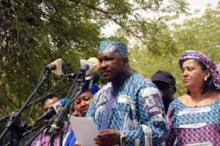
[86,72,167,146]
[99,40,128,57]
[166,98,220,146]
[63,129,76,146]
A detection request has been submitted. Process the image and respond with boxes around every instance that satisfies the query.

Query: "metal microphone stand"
[23,121,48,146]
[0,68,51,146]
[3,120,48,146]
[48,69,88,146]
[0,82,71,124]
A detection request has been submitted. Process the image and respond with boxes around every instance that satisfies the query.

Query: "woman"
[63,84,99,146]
[166,50,220,146]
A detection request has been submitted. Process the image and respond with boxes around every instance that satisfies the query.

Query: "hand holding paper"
[95,129,121,146]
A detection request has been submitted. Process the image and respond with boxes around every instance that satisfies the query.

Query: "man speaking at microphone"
[86,41,167,146]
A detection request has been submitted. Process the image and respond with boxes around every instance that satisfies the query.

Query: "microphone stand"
[0,115,9,123]
[26,82,72,109]
[24,123,48,146]
[0,68,51,146]
[48,69,88,146]
[0,82,72,124]
[23,121,48,146]
[3,120,48,146]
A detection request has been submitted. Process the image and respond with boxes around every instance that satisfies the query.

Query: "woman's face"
[181,59,209,89]
[73,91,93,117]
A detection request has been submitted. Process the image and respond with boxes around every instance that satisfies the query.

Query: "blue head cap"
[99,40,128,57]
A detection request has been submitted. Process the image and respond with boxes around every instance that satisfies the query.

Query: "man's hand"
[95,129,120,146]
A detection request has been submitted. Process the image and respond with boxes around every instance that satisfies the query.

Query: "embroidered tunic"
[166,98,220,146]
[86,72,167,146]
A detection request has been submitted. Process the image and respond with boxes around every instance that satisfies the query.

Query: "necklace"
[190,92,219,107]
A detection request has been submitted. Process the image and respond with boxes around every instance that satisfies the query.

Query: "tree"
[129,1,220,96]
[0,2,189,144]
[0,0,188,118]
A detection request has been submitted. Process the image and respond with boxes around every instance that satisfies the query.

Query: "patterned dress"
[31,123,69,146]
[86,72,167,146]
[31,128,59,146]
[166,98,220,146]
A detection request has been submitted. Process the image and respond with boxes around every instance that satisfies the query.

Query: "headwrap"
[99,40,128,57]
[179,50,220,89]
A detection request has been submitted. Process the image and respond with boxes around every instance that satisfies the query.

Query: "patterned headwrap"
[179,50,220,89]
[99,40,128,57]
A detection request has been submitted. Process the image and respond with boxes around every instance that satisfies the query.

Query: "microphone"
[80,57,99,76]
[64,57,99,80]
[46,58,65,76]
[64,73,78,79]
[36,98,68,122]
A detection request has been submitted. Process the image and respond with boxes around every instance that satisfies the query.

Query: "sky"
[177,0,219,23]
[188,0,218,12]
[101,0,219,37]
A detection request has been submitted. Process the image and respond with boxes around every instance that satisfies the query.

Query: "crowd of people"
[31,40,220,146]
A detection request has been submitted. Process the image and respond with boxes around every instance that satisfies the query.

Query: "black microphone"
[36,98,68,122]
[64,73,78,78]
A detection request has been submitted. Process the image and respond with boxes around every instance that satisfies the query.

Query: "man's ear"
[123,57,129,64]
[173,86,176,94]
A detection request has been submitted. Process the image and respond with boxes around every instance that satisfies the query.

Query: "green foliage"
[0,0,188,142]
[130,2,220,96]
[2,0,219,143]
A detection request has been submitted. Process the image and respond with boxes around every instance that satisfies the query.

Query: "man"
[43,96,59,112]
[151,70,176,114]
[31,96,60,146]
[86,40,167,146]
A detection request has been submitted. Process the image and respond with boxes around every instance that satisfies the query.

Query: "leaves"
[0,0,189,137]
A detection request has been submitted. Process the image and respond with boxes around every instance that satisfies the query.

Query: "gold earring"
[204,76,208,81]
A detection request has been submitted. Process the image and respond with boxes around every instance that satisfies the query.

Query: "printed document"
[70,116,98,146]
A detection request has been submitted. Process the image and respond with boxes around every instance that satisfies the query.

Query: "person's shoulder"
[176,94,190,104]
[169,95,189,109]
[178,94,190,100]
[100,82,111,89]
[132,72,155,87]
[167,98,182,118]
[93,82,111,97]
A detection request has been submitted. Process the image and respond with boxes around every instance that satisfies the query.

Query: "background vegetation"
[0,0,220,143]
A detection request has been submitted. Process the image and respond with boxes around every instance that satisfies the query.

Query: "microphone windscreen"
[80,57,100,76]
[52,98,68,113]
[88,57,100,75]
[49,58,65,76]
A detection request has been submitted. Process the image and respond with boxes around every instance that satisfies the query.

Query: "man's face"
[98,53,126,81]
[43,97,59,112]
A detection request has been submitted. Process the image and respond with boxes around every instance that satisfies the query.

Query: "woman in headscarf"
[166,50,220,146]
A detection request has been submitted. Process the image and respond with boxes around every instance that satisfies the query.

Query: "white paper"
[70,116,98,146]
